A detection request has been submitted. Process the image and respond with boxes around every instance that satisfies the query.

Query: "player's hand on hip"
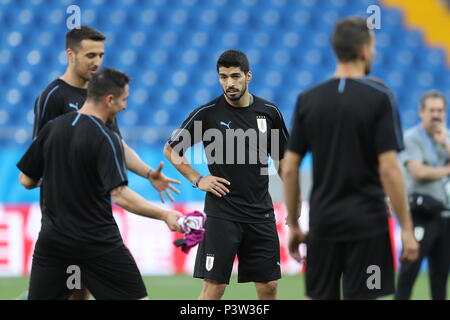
[148,161,181,203]
[198,174,231,197]
[164,210,183,232]
[400,229,420,263]
[287,225,307,263]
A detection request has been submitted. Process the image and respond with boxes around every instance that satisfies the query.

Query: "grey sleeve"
[400,133,424,167]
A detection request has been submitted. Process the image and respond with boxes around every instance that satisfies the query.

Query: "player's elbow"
[282,163,299,182]
[112,194,125,209]
[281,151,302,182]
[112,194,128,212]
[111,185,132,211]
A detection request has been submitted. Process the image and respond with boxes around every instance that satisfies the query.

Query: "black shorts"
[28,244,147,300]
[193,216,281,284]
[306,231,395,300]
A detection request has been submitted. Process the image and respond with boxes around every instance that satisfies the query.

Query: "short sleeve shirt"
[18,112,127,259]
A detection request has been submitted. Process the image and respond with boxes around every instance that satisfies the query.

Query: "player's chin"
[226,92,241,101]
[85,71,97,79]
[82,74,93,81]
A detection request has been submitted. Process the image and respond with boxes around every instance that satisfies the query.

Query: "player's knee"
[266,280,278,294]
[203,279,227,297]
[258,280,278,295]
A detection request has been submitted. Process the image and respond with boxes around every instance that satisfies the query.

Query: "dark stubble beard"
[225,83,248,102]
[74,57,91,83]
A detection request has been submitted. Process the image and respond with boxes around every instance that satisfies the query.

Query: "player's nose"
[92,61,100,69]
[226,78,235,87]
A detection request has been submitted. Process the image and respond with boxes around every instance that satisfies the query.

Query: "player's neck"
[60,69,88,89]
[334,62,366,79]
[224,91,252,108]
[78,102,108,123]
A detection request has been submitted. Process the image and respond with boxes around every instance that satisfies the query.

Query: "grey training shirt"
[400,125,450,205]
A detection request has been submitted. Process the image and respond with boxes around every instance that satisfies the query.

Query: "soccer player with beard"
[282,17,419,300]
[164,50,289,300]
[30,26,181,299]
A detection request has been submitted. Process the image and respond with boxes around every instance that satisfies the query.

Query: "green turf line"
[0,274,448,300]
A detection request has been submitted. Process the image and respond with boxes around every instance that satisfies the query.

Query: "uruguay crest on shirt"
[256,116,267,133]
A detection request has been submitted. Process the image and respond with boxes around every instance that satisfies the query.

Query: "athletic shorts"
[193,216,281,284]
[28,244,147,300]
[305,231,395,300]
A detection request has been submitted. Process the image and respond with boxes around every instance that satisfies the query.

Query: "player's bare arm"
[110,184,183,232]
[282,151,307,263]
[122,140,181,202]
[378,150,419,263]
[164,144,230,198]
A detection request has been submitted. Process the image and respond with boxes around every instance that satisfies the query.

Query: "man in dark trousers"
[395,90,450,300]
[164,50,289,300]
[282,17,419,300]
[18,68,182,300]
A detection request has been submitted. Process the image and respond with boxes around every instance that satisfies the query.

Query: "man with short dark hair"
[282,17,419,300]
[395,90,450,300]
[18,68,183,300]
[164,49,289,300]
[33,25,179,203]
[33,26,106,136]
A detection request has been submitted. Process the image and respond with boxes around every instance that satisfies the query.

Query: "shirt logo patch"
[206,254,215,271]
[414,226,425,242]
[69,102,79,110]
[256,116,267,133]
[220,121,232,129]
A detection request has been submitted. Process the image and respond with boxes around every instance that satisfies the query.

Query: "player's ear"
[66,48,75,64]
[246,71,252,82]
[104,94,114,107]
[360,44,370,62]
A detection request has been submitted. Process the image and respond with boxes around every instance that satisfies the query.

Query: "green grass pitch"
[0,274,448,300]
